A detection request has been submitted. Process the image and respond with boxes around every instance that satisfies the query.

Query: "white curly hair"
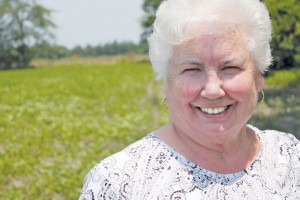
[148,0,273,80]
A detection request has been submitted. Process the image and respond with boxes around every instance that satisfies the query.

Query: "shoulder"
[79,133,159,199]
[258,128,300,162]
[248,124,298,145]
[258,129,300,195]
[249,124,299,159]
[260,129,299,148]
[78,152,127,199]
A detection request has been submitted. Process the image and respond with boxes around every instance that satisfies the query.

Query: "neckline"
[149,124,264,177]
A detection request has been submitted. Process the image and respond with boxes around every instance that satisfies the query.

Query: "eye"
[181,61,203,74]
[182,68,203,75]
[222,66,241,74]
[184,68,201,72]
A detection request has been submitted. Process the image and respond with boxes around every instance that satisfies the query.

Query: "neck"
[156,122,260,173]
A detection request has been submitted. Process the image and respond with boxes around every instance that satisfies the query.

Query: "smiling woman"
[79,0,300,199]
[165,29,264,147]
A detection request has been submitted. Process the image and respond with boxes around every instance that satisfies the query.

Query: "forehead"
[172,27,250,62]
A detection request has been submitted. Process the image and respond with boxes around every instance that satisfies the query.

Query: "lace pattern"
[79,126,300,199]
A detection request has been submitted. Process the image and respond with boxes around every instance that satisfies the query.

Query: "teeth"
[200,106,227,115]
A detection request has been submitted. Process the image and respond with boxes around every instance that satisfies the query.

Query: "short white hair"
[148,0,273,80]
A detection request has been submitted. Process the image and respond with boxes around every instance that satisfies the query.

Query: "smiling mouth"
[197,105,231,115]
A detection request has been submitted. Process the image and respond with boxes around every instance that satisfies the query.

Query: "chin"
[196,122,245,137]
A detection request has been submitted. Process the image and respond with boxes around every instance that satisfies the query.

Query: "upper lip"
[194,104,232,108]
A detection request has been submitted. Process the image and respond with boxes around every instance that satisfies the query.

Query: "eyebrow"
[180,60,204,66]
[220,57,243,65]
[221,60,233,65]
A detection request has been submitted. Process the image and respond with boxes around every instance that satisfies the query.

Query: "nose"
[201,72,225,99]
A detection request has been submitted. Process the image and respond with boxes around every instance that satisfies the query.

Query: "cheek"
[223,76,257,101]
[173,77,202,99]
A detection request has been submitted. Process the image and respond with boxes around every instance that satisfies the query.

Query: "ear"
[256,72,265,92]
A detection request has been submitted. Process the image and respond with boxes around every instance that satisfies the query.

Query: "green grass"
[0,62,168,199]
[0,62,299,199]
[265,68,300,88]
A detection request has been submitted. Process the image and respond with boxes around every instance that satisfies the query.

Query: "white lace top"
[79,126,300,199]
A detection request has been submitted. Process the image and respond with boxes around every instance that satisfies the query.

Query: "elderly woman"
[79,0,300,199]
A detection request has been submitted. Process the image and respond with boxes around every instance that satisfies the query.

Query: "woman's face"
[166,29,264,138]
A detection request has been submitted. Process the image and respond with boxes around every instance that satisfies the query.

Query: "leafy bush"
[250,68,300,138]
[265,68,300,87]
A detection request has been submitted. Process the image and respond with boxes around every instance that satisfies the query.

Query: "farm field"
[0,60,299,199]
[0,61,168,199]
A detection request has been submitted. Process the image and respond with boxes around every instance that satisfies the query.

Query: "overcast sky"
[40,0,144,48]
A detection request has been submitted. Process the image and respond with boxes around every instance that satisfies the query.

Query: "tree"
[264,0,300,70]
[141,0,163,41]
[0,0,55,69]
[140,0,163,52]
[140,0,300,70]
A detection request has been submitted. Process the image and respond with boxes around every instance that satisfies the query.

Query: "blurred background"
[0,0,299,199]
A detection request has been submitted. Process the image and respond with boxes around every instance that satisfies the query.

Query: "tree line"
[31,41,148,60]
[0,0,300,70]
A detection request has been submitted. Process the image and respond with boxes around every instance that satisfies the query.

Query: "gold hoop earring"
[258,90,265,103]
[162,97,168,109]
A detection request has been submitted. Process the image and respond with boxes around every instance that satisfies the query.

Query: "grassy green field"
[0,60,299,199]
[0,61,168,199]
